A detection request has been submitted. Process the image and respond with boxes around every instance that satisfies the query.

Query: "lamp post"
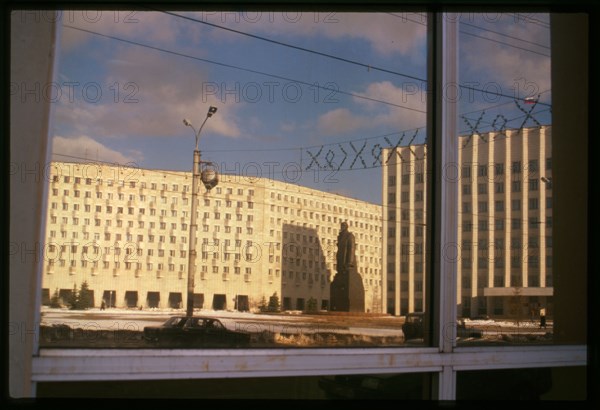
[184,106,218,317]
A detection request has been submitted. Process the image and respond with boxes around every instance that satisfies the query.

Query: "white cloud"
[317,108,367,136]
[60,11,206,54]
[461,17,551,98]
[51,135,142,165]
[61,11,426,60]
[54,47,244,139]
[205,12,427,58]
[280,121,297,133]
[316,81,427,136]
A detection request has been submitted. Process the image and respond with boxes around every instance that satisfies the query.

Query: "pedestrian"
[100,300,106,310]
[539,307,546,328]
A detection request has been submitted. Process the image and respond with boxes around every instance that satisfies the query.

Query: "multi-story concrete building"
[382,126,553,318]
[41,161,383,313]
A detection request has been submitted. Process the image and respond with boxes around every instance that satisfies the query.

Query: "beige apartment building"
[41,161,383,313]
[382,126,553,318]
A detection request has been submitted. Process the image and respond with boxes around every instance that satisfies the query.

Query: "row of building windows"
[50,192,256,211]
[386,209,425,221]
[461,216,552,232]
[45,244,261,259]
[460,158,552,178]
[461,179,550,196]
[48,229,258,242]
[461,197,552,213]
[460,254,553,269]
[268,191,378,219]
[387,281,425,294]
[268,205,379,232]
[387,262,426,274]
[461,272,551,288]
[53,174,255,197]
[47,258,256,275]
[387,172,426,186]
[387,216,553,238]
[385,159,552,187]
[49,212,255,226]
[461,236,553,249]
[386,238,552,257]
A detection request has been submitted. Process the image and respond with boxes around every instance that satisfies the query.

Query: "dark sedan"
[143,316,251,347]
[402,313,483,341]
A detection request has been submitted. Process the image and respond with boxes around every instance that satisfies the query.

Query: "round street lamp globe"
[201,168,219,191]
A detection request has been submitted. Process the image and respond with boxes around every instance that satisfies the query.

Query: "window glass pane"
[457,367,586,400]
[39,10,430,348]
[453,13,586,346]
[37,372,433,399]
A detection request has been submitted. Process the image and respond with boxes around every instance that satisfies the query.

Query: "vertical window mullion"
[428,11,459,399]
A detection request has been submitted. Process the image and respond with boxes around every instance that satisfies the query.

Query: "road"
[38,308,552,348]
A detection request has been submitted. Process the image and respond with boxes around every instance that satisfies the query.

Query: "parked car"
[402,313,483,341]
[402,312,425,340]
[143,316,251,347]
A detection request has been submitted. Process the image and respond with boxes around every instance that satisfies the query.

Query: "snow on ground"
[40,307,377,335]
[462,318,551,329]
[40,307,550,339]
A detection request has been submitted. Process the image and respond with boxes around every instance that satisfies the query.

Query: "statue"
[336,222,356,274]
[330,222,365,312]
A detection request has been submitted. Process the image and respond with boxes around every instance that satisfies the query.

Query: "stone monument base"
[330,268,365,312]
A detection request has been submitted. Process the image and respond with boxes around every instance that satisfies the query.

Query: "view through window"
[453,13,554,345]
[32,10,572,350]
[38,10,430,348]
[8,8,590,400]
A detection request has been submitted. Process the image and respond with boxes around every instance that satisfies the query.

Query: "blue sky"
[51,11,551,204]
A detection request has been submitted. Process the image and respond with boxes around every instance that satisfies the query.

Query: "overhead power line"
[149,10,549,104]
[460,21,550,49]
[390,12,551,57]
[459,30,550,58]
[154,9,428,83]
[63,24,426,114]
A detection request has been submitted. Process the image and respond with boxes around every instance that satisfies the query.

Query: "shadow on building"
[280,224,332,312]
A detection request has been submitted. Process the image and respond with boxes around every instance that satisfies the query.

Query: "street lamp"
[541,176,552,189]
[184,106,218,317]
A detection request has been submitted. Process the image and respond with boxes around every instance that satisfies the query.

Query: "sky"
[50,10,551,205]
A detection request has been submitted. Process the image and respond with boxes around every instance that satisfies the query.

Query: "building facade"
[382,126,553,318]
[41,162,383,313]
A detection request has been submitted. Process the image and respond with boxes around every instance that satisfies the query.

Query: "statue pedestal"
[330,268,365,312]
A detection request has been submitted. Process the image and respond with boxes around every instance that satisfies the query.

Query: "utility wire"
[63,24,426,114]
[460,21,550,49]
[389,12,550,57]
[507,13,550,29]
[459,30,550,58]
[149,10,549,103]
[154,9,428,83]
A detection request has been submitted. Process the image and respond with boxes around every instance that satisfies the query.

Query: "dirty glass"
[34,9,432,348]
[453,13,555,345]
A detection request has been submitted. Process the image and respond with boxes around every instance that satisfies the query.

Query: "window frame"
[8,9,589,400]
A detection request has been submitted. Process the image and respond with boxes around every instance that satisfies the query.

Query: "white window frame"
[8,10,588,399]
